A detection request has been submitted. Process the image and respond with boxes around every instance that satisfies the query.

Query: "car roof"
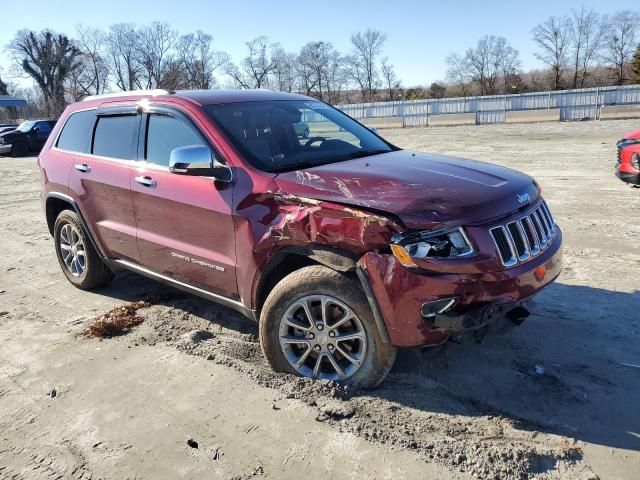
[81,89,314,109]
[176,89,313,105]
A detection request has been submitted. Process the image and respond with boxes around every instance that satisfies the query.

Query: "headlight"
[391,227,474,267]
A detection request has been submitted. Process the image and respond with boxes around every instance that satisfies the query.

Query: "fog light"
[534,266,546,282]
[421,298,457,319]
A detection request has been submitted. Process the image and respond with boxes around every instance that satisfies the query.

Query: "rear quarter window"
[56,110,95,154]
[92,115,138,160]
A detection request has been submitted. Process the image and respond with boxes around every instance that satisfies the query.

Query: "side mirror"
[368,126,378,134]
[32,126,40,133]
[169,145,232,182]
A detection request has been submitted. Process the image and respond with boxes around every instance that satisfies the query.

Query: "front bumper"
[0,143,12,155]
[358,228,563,347]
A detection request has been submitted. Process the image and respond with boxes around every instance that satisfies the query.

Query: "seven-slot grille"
[617,145,622,165]
[489,201,557,267]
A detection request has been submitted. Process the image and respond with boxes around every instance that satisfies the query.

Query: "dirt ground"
[0,119,638,480]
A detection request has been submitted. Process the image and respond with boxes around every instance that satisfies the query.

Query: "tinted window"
[35,121,53,133]
[92,115,138,160]
[145,114,206,167]
[57,110,95,153]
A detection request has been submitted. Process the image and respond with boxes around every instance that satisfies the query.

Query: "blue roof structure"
[0,95,27,107]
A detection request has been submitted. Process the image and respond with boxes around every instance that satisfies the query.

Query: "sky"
[0,0,638,89]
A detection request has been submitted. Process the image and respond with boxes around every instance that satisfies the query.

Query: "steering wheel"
[305,137,326,148]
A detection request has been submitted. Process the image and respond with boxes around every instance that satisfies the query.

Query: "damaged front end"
[240,187,561,350]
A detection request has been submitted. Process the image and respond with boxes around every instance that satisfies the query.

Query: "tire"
[259,265,396,389]
[303,128,309,139]
[11,142,28,157]
[53,210,114,290]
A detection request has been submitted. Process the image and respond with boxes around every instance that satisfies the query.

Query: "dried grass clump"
[81,300,151,338]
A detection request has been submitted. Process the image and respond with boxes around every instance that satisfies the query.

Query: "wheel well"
[256,255,316,313]
[255,247,359,314]
[45,197,74,235]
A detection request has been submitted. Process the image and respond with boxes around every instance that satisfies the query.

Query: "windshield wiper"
[269,149,391,173]
[338,149,391,161]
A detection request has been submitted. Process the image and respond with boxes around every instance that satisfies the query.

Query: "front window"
[145,114,208,167]
[17,120,35,132]
[204,100,395,172]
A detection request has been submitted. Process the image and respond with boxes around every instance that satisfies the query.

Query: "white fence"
[334,85,640,126]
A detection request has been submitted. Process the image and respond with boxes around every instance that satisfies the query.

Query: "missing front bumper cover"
[432,300,534,338]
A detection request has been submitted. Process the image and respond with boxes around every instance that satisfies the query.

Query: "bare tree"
[465,35,508,95]
[380,57,399,101]
[176,31,228,89]
[0,74,8,95]
[568,9,607,88]
[295,48,318,96]
[107,23,142,91]
[225,36,278,89]
[348,29,387,102]
[296,41,336,99]
[271,48,297,93]
[532,16,571,90]
[72,25,110,97]
[632,43,640,84]
[8,29,81,116]
[602,10,639,85]
[446,53,472,96]
[136,22,178,89]
[496,38,521,93]
[324,50,346,104]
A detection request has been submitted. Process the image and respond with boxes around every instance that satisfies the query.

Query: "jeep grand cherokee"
[39,89,562,388]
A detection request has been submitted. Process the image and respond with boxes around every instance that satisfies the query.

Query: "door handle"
[74,163,90,173]
[135,175,157,188]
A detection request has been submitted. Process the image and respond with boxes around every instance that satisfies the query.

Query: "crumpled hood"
[274,150,539,229]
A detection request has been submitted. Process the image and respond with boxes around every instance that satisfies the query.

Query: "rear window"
[92,115,138,160]
[57,110,95,154]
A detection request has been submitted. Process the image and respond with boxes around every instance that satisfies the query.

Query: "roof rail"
[83,89,175,102]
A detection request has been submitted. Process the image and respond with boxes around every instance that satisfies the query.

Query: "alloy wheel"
[58,223,86,277]
[278,294,367,381]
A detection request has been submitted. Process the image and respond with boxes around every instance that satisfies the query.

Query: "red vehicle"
[616,128,640,186]
[38,89,562,388]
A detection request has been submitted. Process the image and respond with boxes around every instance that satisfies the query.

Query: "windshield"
[17,121,36,132]
[204,100,395,173]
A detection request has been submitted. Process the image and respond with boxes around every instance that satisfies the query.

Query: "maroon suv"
[39,89,562,388]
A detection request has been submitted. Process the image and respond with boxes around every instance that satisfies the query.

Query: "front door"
[131,110,237,300]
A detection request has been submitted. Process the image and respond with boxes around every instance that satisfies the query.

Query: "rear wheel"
[259,265,396,389]
[53,210,114,290]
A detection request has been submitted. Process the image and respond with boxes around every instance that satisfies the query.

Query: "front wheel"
[11,142,28,157]
[259,265,396,389]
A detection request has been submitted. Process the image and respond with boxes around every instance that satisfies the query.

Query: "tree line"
[1,24,395,117]
[445,8,640,97]
[0,8,639,119]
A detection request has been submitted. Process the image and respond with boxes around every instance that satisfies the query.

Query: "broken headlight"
[391,227,474,267]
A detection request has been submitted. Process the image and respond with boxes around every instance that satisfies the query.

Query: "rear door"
[131,106,237,299]
[67,106,141,263]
